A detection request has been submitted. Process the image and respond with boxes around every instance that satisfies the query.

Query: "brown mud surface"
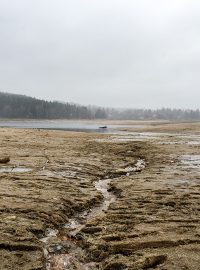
[0,122,200,269]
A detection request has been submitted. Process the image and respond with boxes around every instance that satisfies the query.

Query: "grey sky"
[0,0,200,109]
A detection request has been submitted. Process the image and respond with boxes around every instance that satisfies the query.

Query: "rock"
[82,226,102,234]
[137,254,167,269]
[48,244,63,253]
[0,157,10,164]
[6,215,16,220]
[104,262,127,270]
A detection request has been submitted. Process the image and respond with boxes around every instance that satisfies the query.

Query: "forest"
[0,91,200,121]
[0,92,106,119]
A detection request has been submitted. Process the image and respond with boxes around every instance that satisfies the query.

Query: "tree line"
[0,91,200,121]
[0,92,107,119]
[107,108,200,121]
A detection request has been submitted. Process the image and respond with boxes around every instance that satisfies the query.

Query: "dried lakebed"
[0,125,200,270]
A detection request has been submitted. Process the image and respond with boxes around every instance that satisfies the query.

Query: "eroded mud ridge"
[0,122,200,270]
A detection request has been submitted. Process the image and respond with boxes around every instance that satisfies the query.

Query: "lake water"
[0,120,134,133]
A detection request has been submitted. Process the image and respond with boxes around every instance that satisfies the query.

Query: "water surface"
[0,120,130,133]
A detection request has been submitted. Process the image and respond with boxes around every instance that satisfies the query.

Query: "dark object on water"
[99,126,107,129]
[0,157,10,164]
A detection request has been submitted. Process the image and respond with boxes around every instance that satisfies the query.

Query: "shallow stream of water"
[40,159,145,269]
[41,177,116,270]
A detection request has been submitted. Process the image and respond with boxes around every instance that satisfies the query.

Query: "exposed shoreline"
[0,122,200,269]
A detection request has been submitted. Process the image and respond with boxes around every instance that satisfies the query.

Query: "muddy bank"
[0,128,154,269]
[0,123,200,269]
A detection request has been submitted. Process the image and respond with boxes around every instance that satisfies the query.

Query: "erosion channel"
[41,160,146,270]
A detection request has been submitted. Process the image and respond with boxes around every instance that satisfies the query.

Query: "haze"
[0,0,200,109]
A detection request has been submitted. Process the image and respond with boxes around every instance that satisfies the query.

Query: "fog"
[0,0,200,108]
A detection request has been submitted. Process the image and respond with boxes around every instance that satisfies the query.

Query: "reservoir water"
[0,119,134,133]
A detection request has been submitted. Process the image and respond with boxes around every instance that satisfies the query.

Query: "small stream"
[40,159,145,270]
[65,178,116,238]
[41,177,115,270]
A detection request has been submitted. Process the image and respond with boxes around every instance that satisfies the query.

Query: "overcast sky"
[0,0,200,109]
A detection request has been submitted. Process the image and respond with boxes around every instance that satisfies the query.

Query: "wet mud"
[0,122,200,269]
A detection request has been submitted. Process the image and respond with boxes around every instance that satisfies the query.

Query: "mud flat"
[0,122,200,269]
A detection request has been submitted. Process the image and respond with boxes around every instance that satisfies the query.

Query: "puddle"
[96,132,174,143]
[0,167,33,173]
[165,177,198,188]
[178,134,200,140]
[168,179,191,187]
[100,132,200,145]
[181,155,200,169]
[175,180,191,186]
[113,133,160,142]
[37,170,77,178]
[187,141,200,145]
[157,141,180,145]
